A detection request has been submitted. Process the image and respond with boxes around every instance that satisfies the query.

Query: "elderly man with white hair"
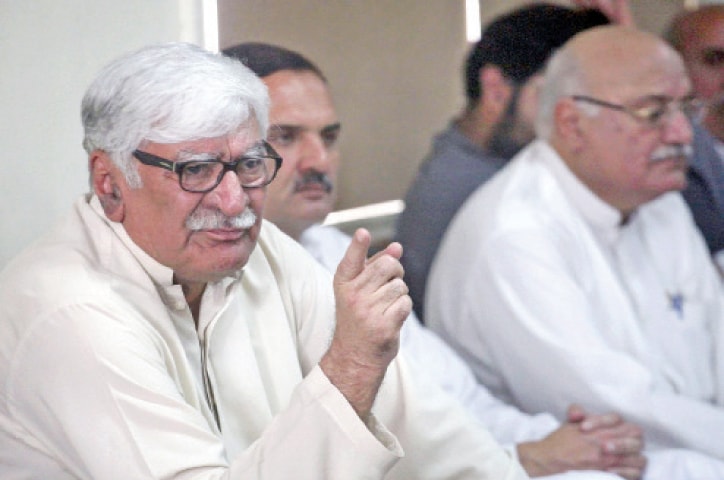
[427,25,724,475]
[0,42,528,479]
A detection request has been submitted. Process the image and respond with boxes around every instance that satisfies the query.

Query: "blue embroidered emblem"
[667,292,684,320]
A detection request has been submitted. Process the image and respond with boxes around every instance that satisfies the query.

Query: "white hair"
[82,42,269,187]
[534,46,599,140]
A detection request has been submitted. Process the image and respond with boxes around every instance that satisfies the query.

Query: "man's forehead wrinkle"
[170,134,262,162]
[243,140,268,156]
[176,147,223,161]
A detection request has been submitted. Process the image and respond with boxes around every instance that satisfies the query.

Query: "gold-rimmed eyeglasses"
[571,95,706,128]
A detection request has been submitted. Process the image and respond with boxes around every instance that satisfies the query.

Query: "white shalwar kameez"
[0,194,526,480]
[300,223,691,480]
[426,139,724,478]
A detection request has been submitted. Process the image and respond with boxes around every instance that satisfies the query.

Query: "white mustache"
[650,144,693,163]
[185,207,257,231]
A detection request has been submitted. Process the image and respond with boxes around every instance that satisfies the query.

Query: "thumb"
[567,403,587,423]
[335,228,371,282]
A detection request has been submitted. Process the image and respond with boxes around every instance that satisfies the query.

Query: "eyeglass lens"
[180,157,277,192]
[637,97,705,126]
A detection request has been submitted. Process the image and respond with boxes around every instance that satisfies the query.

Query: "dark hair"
[222,42,326,81]
[464,3,610,103]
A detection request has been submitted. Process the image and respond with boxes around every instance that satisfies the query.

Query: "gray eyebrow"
[242,141,268,157]
[176,150,222,162]
[174,140,267,163]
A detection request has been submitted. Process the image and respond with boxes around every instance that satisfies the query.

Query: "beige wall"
[480,0,684,33]
[1,0,702,266]
[219,0,687,212]
[0,0,209,267]
[219,0,468,210]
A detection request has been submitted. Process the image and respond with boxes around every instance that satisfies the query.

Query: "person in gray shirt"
[396,3,613,321]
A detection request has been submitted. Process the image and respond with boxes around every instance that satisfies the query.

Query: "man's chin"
[189,231,258,275]
[205,255,252,281]
[659,170,688,193]
[293,194,334,218]
[304,204,333,224]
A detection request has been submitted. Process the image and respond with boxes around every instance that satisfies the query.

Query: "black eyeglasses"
[571,95,706,128]
[133,140,283,193]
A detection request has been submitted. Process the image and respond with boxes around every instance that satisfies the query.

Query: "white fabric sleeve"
[302,223,560,444]
[5,302,401,480]
[375,355,529,480]
[453,226,724,459]
[288,226,529,479]
[400,316,559,444]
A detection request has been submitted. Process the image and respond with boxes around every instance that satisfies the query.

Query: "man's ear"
[479,65,513,117]
[89,150,125,222]
[554,97,586,152]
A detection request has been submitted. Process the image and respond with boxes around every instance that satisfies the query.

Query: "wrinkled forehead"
[226,121,263,152]
[147,121,264,159]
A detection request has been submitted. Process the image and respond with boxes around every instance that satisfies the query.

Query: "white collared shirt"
[427,140,724,458]
[0,194,525,480]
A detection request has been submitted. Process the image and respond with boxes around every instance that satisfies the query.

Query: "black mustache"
[294,171,333,193]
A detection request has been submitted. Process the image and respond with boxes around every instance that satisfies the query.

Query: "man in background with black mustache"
[241,49,341,243]
[395,3,616,322]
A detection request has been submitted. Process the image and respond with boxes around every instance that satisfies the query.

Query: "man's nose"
[207,170,249,216]
[298,135,331,172]
[661,109,693,145]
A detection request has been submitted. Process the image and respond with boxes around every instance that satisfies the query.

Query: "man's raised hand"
[320,229,412,419]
